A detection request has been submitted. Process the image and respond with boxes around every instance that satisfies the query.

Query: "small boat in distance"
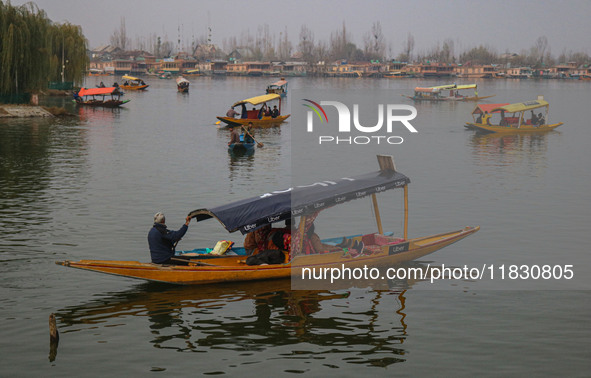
[121,75,149,90]
[465,96,563,133]
[384,71,412,79]
[404,84,494,102]
[183,69,202,77]
[176,76,189,93]
[216,93,290,128]
[266,78,288,97]
[159,71,173,79]
[56,155,479,285]
[88,68,111,76]
[73,87,130,108]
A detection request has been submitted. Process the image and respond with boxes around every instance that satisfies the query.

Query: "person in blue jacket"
[148,212,191,264]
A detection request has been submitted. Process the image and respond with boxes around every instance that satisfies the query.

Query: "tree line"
[0,1,88,96]
[111,19,590,68]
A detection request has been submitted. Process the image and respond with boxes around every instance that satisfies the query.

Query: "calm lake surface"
[1,77,590,376]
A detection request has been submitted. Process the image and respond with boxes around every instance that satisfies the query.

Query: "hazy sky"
[9,0,591,56]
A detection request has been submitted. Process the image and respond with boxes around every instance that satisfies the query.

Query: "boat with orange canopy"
[73,87,129,108]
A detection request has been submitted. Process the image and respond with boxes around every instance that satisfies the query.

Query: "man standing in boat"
[148,212,191,264]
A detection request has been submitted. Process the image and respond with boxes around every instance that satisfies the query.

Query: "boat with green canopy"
[404,83,495,102]
[57,155,479,285]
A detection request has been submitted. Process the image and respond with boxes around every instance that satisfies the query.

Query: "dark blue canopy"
[189,169,410,234]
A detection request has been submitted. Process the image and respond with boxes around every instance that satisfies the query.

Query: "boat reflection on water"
[77,105,124,125]
[56,262,428,367]
[468,132,551,166]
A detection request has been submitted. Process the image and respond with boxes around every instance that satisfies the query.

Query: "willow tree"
[0,1,88,95]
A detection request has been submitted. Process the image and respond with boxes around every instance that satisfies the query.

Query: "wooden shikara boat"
[121,75,149,90]
[73,87,129,108]
[57,155,479,285]
[216,93,290,128]
[265,78,288,97]
[176,76,189,93]
[403,84,495,102]
[465,96,563,133]
[183,69,202,77]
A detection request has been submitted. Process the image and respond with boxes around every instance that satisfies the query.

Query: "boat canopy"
[189,169,410,234]
[471,103,510,115]
[122,75,141,81]
[232,94,281,107]
[492,100,549,113]
[456,84,477,90]
[176,76,189,84]
[268,79,287,87]
[430,84,457,90]
[414,87,440,93]
[78,87,120,96]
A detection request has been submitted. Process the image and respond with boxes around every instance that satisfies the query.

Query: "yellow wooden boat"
[217,93,290,128]
[465,96,563,133]
[57,155,479,285]
[404,84,495,102]
[120,75,149,91]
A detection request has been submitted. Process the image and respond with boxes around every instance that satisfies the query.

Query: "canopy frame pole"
[518,111,523,129]
[403,185,409,240]
[371,193,384,235]
[545,106,549,126]
[297,215,307,255]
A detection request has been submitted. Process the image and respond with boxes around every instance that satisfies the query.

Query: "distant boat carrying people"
[73,87,129,108]
[176,76,189,93]
[265,78,288,97]
[216,93,290,128]
[465,96,563,133]
[121,75,149,90]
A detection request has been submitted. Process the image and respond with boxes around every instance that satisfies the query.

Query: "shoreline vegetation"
[0,1,87,104]
[1,1,590,109]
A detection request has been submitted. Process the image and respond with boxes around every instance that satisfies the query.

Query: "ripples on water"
[1,77,590,375]
[56,278,412,372]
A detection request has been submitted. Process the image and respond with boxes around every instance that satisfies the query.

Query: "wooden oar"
[242,126,264,147]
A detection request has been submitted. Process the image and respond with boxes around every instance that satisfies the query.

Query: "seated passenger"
[302,224,342,255]
[271,105,279,118]
[244,224,272,255]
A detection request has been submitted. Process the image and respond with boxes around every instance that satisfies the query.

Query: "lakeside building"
[455,64,498,78]
[85,46,590,79]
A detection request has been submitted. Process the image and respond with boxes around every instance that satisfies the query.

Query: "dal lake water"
[0,77,590,376]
